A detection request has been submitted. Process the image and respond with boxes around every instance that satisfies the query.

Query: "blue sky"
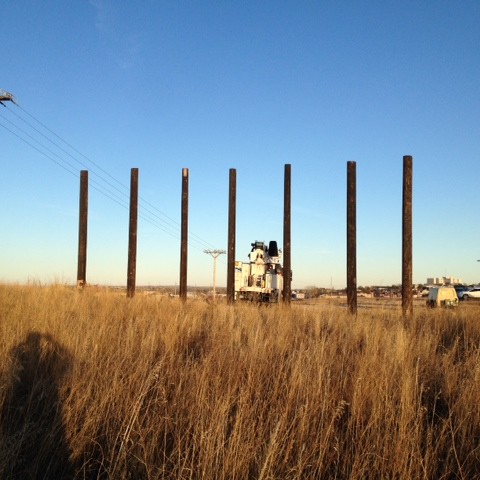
[1,1,479,288]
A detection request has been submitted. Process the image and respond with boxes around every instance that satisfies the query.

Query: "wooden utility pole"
[179,168,189,302]
[127,168,139,298]
[283,164,292,304]
[402,155,413,319]
[227,168,236,304]
[347,161,357,315]
[77,170,88,288]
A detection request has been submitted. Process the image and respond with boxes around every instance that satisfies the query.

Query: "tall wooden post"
[180,168,189,302]
[402,156,413,319]
[227,168,236,304]
[77,170,88,288]
[283,164,292,304]
[347,161,357,315]
[127,168,139,298]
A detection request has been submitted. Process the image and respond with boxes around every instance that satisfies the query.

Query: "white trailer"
[235,241,284,303]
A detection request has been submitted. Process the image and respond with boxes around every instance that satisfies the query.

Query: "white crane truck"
[234,241,284,303]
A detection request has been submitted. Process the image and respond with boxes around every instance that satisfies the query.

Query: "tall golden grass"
[1,284,480,479]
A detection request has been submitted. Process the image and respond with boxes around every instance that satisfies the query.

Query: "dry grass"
[1,284,480,479]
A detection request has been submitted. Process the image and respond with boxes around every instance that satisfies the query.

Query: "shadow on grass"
[1,331,74,479]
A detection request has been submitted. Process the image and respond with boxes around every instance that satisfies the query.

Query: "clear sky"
[1,1,479,289]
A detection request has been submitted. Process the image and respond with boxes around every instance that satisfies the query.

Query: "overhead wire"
[0,104,222,255]
[14,104,218,251]
[0,111,211,248]
[8,104,195,241]
[0,120,78,178]
[6,106,181,229]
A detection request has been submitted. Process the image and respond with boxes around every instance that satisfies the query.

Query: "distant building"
[427,276,463,286]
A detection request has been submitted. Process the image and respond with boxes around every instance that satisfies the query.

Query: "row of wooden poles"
[76,165,292,304]
[76,156,413,317]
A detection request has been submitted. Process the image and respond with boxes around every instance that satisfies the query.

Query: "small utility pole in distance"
[204,250,226,300]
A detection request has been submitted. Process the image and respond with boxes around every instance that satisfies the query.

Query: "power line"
[5,106,182,230]
[11,103,217,250]
[0,115,207,246]
[0,116,195,241]
[0,120,78,177]
[1,101,219,253]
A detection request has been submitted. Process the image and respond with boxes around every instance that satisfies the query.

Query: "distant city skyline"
[426,277,463,286]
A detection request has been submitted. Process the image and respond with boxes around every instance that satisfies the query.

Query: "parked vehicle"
[455,285,470,300]
[426,286,458,308]
[462,287,480,300]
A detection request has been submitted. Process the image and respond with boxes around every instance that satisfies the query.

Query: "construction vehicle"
[235,240,284,302]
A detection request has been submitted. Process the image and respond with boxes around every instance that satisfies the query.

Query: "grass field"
[1,284,479,479]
